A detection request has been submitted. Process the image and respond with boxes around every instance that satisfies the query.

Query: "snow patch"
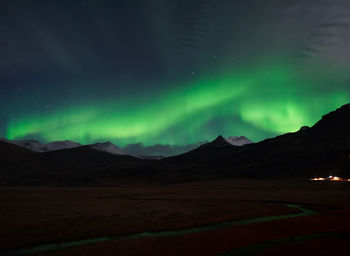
[5,139,81,152]
[89,142,128,155]
[224,136,252,146]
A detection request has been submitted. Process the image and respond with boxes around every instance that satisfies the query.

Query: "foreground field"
[0,179,349,255]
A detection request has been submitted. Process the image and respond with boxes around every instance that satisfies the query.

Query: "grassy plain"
[1,179,349,255]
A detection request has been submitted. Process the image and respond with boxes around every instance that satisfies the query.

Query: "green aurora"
[5,60,350,146]
[2,1,350,147]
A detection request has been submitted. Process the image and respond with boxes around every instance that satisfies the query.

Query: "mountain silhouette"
[1,104,350,185]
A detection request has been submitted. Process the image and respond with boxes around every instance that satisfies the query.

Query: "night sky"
[1,0,350,147]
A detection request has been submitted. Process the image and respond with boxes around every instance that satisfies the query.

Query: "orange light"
[311,177,325,181]
[310,177,350,181]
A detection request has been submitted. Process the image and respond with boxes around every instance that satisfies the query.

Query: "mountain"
[39,140,81,152]
[167,103,350,179]
[0,139,142,185]
[3,136,249,158]
[3,139,81,152]
[171,134,253,160]
[42,145,141,172]
[88,142,129,155]
[225,136,252,146]
[304,103,350,150]
[123,141,207,157]
[164,135,239,163]
[5,139,43,152]
[0,140,65,185]
[192,135,252,150]
[4,139,129,156]
[1,103,350,185]
[207,135,233,147]
[122,137,248,157]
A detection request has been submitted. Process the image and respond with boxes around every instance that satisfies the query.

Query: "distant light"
[311,176,349,182]
[311,177,325,181]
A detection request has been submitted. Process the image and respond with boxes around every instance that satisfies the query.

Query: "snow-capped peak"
[89,142,128,155]
[41,140,81,152]
[224,136,252,146]
[3,139,81,152]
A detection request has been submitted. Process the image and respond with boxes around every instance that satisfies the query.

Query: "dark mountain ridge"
[1,104,350,185]
[164,104,350,178]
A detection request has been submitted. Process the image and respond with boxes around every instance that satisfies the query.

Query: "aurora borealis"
[1,0,350,147]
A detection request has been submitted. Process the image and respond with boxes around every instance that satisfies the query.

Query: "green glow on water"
[1,204,318,256]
